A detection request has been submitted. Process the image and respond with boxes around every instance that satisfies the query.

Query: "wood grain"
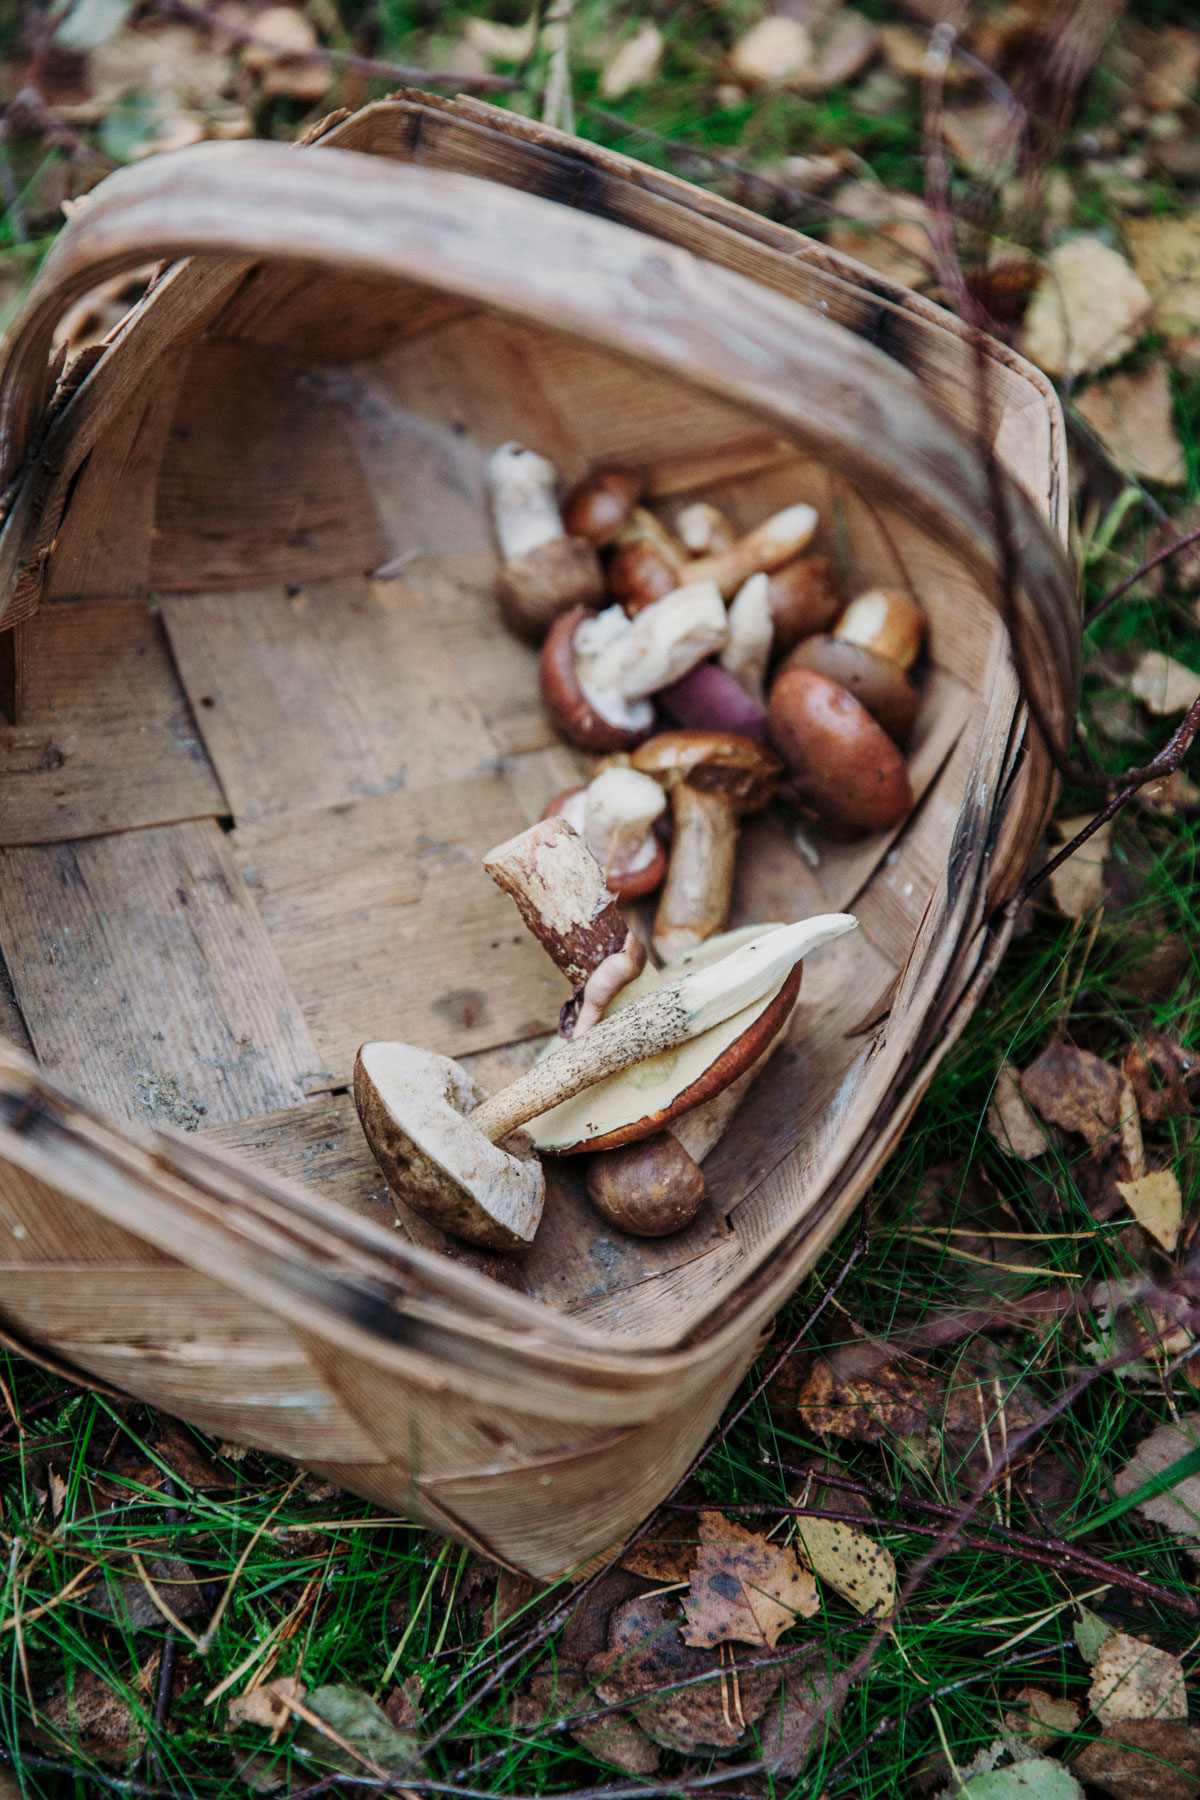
[0,600,226,846]
[162,576,497,825]
[0,819,325,1125]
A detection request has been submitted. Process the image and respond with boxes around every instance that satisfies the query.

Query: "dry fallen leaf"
[1115,1168,1183,1252]
[1002,1685,1082,1753]
[825,182,933,289]
[1127,213,1200,339]
[619,1513,698,1584]
[959,1762,1084,1799]
[1022,238,1151,377]
[987,1062,1053,1158]
[292,1685,423,1776]
[1129,650,1200,716]
[792,1512,896,1619]
[798,1350,937,1443]
[760,1656,844,1776]
[589,1592,779,1752]
[229,1677,306,1744]
[1073,1718,1200,1800]
[682,1511,818,1649]
[1075,364,1185,487]
[512,1668,660,1775]
[1048,816,1113,919]
[1019,1041,1139,1154]
[1089,1632,1187,1726]
[599,24,663,99]
[877,22,971,82]
[942,102,1019,177]
[730,17,813,87]
[1113,1414,1200,1561]
[42,1661,157,1763]
[462,14,536,63]
[793,10,877,92]
[1124,1032,1194,1125]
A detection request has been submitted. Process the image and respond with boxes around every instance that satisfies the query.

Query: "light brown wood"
[0,100,1078,1578]
[0,600,226,846]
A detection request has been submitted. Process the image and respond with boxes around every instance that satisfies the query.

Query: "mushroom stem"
[654,786,738,965]
[483,817,629,993]
[685,503,819,598]
[487,443,564,559]
[467,914,856,1143]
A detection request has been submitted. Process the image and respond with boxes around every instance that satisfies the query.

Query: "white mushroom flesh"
[720,571,774,703]
[835,589,890,652]
[676,501,735,555]
[574,607,656,731]
[486,442,565,560]
[581,765,666,876]
[576,582,728,727]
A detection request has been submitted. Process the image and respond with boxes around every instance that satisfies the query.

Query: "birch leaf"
[792,1515,896,1618]
[681,1511,818,1649]
[1129,650,1200,716]
[1115,1169,1183,1251]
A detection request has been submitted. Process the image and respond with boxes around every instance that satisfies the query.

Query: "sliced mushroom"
[720,571,774,704]
[767,665,912,835]
[630,730,783,964]
[542,765,668,902]
[684,503,819,598]
[778,634,918,745]
[563,468,643,546]
[540,586,727,749]
[486,443,604,640]
[834,587,925,671]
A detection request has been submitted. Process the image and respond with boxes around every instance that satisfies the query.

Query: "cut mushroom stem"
[486,442,604,640]
[487,443,563,559]
[467,913,857,1144]
[609,508,690,615]
[685,503,819,598]
[720,571,774,704]
[542,766,667,902]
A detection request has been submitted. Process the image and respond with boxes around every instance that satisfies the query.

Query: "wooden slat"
[0,952,30,1057]
[0,618,27,726]
[0,820,325,1125]
[148,342,389,591]
[0,600,227,847]
[207,263,476,362]
[162,576,498,826]
[230,769,571,1077]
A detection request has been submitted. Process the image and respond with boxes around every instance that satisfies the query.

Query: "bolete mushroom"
[486,442,605,640]
[630,730,784,964]
[657,661,768,740]
[767,666,912,836]
[541,765,668,902]
[834,587,925,671]
[676,501,737,556]
[767,555,844,656]
[777,634,918,745]
[563,468,643,546]
[540,585,728,750]
[684,503,819,598]
[586,1131,707,1237]
[608,508,690,615]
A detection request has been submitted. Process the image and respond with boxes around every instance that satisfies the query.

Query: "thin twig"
[1086,519,1200,626]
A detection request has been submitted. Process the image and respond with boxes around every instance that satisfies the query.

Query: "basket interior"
[0,267,1022,1346]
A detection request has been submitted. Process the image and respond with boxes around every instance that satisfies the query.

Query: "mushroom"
[587,1131,707,1237]
[833,587,925,671]
[630,731,784,964]
[767,666,912,836]
[541,765,668,902]
[539,584,728,750]
[684,503,819,598]
[676,501,737,556]
[486,442,605,640]
[720,571,774,704]
[777,634,918,745]
[766,555,844,656]
[657,661,768,740]
[563,468,643,546]
[608,508,689,615]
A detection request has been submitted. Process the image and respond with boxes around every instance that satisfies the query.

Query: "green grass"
[3,0,1200,1794]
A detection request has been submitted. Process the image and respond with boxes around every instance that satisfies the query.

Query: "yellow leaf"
[792,1516,896,1619]
[1088,1632,1187,1725]
[1048,816,1113,920]
[1022,238,1150,377]
[1115,1169,1183,1252]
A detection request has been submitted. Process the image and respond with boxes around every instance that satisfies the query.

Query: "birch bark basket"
[0,96,1079,1577]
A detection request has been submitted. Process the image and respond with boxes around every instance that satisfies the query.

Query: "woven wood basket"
[0,96,1079,1577]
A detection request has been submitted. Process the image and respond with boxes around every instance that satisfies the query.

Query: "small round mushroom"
[657,661,768,740]
[586,1130,706,1236]
[563,468,643,546]
[777,634,918,745]
[684,503,819,598]
[767,666,912,836]
[487,443,605,640]
[608,508,689,615]
[542,765,668,902]
[540,585,728,750]
[675,501,737,556]
[834,587,925,671]
[630,730,783,963]
[767,555,843,655]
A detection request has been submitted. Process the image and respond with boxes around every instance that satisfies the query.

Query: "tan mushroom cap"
[523,923,804,1155]
[630,729,783,810]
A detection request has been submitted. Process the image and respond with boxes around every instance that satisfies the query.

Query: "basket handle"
[0,138,1077,743]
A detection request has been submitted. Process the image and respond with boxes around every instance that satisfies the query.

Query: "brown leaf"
[620,1513,698,1585]
[155,1420,235,1491]
[1089,1632,1187,1725]
[729,17,813,86]
[1130,650,1200,716]
[382,1681,420,1733]
[1048,815,1114,919]
[241,6,329,101]
[589,1593,779,1752]
[988,1062,1053,1158]
[512,1668,660,1775]
[681,1512,817,1650]
[228,1677,305,1744]
[759,1656,843,1776]
[1003,1685,1082,1754]
[1022,238,1151,377]
[94,1554,207,1632]
[1073,1719,1200,1800]
[1127,212,1200,339]
[599,24,662,99]
[1113,1413,1200,1564]
[1115,1169,1183,1252]
[798,1349,937,1443]
[1019,1042,1139,1156]
[558,1566,650,1669]
[825,183,933,290]
[1075,365,1185,487]
[1124,1032,1195,1123]
[41,1661,156,1763]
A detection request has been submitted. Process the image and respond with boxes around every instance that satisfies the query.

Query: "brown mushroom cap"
[608,541,681,615]
[630,729,783,811]
[541,786,667,901]
[834,587,925,671]
[496,535,605,641]
[767,555,844,655]
[767,666,913,835]
[778,634,919,745]
[524,923,804,1154]
[586,1131,707,1236]
[563,469,643,546]
[539,606,654,752]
